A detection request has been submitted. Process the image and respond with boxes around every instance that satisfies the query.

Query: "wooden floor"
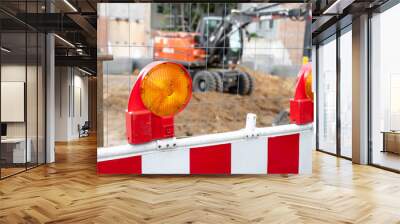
[1,135,400,223]
[1,167,26,178]
[373,151,400,171]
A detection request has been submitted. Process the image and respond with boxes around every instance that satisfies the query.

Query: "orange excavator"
[153,4,309,95]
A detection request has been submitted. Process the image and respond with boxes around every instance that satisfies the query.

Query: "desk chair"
[79,121,90,138]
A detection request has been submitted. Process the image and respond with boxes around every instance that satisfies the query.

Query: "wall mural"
[97,3,314,175]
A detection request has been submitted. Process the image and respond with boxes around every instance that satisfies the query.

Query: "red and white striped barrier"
[97,114,313,175]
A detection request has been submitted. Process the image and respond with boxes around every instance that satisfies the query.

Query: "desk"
[1,138,31,163]
[382,131,400,154]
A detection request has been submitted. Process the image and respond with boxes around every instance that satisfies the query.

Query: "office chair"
[79,121,90,138]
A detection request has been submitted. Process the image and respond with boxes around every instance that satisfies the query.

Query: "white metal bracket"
[156,138,177,150]
[244,113,259,139]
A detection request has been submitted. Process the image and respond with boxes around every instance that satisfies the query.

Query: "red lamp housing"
[290,62,314,125]
[126,61,192,144]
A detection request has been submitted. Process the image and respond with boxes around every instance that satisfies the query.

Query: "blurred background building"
[98,3,305,76]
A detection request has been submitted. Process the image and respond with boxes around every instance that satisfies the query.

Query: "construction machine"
[153,4,309,95]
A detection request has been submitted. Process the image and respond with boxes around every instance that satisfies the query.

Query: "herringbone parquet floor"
[1,135,400,224]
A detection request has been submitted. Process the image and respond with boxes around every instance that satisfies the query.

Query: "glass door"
[1,30,28,178]
[0,1,47,179]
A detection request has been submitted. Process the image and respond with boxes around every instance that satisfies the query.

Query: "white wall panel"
[1,82,24,122]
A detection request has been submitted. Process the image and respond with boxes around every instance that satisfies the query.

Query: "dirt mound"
[176,68,296,136]
[103,68,296,146]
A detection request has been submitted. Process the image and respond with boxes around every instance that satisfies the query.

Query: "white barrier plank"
[299,130,313,174]
[142,148,189,174]
[231,138,268,174]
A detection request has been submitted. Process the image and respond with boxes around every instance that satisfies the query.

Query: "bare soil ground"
[103,67,296,147]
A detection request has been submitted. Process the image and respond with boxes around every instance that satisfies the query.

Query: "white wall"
[55,67,69,141]
[1,65,35,138]
[243,39,293,66]
[55,67,89,141]
[1,65,26,141]
[71,73,89,138]
[1,64,46,164]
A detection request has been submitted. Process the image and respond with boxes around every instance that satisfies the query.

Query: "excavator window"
[225,24,243,65]
[205,18,221,35]
[228,26,242,52]
[196,16,222,43]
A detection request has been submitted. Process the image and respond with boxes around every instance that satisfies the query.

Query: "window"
[315,25,353,159]
[339,29,352,158]
[0,1,46,179]
[317,36,337,155]
[370,3,400,171]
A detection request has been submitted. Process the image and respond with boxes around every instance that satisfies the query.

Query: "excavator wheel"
[210,71,224,92]
[192,70,217,92]
[237,72,251,95]
[245,72,254,95]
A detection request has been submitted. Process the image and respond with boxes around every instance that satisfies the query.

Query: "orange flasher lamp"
[126,61,192,144]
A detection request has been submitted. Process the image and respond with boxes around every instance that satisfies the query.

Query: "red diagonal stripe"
[267,134,299,174]
[97,156,142,174]
[190,143,231,174]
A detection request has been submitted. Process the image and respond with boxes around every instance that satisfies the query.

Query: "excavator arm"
[205,5,310,65]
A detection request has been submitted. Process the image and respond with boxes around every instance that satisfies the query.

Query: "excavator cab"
[196,16,244,67]
[195,16,222,44]
[222,23,244,67]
